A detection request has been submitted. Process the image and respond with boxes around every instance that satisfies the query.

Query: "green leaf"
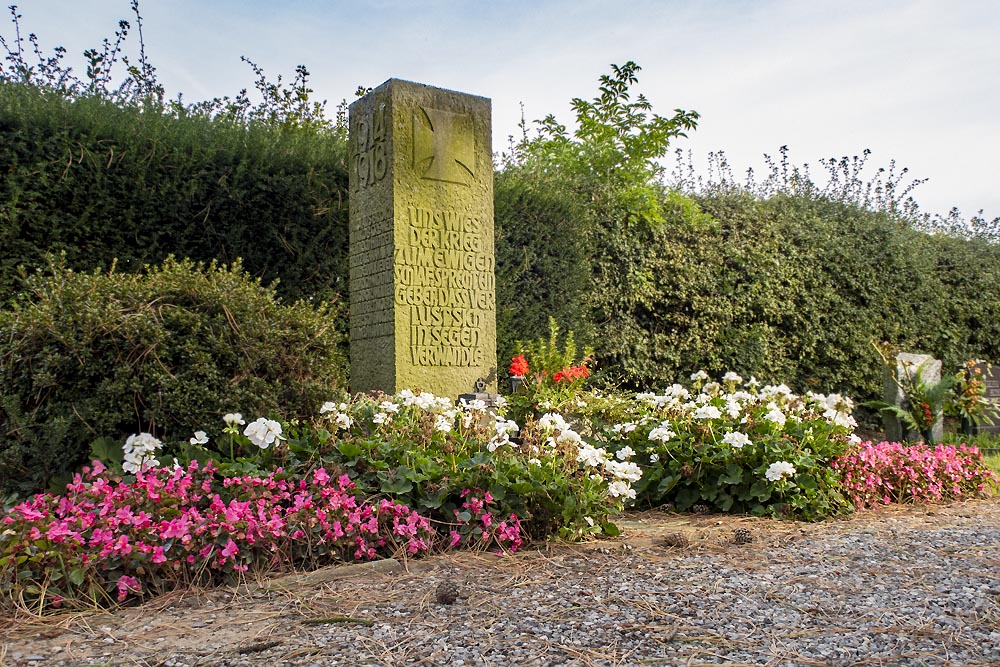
[337,442,363,459]
[68,567,85,587]
[90,436,123,465]
[600,520,621,536]
[749,479,772,502]
[719,463,743,485]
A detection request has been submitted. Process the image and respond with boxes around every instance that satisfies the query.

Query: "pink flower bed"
[832,441,997,508]
[2,461,437,607]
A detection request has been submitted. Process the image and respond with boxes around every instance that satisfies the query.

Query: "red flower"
[553,364,590,383]
[509,354,530,377]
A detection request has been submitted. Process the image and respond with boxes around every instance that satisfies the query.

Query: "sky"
[6,0,998,220]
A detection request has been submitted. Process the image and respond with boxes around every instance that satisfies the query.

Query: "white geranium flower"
[702,382,722,396]
[605,459,642,482]
[725,399,742,419]
[823,408,857,429]
[694,405,722,420]
[494,418,520,437]
[848,434,862,445]
[434,414,453,433]
[538,412,570,432]
[723,371,743,384]
[722,431,752,449]
[669,384,691,399]
[690,370,709,382]
[649,422,676,443]
[576,443,608,468]
[335,413,353,431]
[189,430,209,446]
[608,480,636,500]
[616,446,635,461]
[527,458,542,466]
[557,429,582,447]
[765,461,796,482]
[764,404,787,426]
[611,422,637,435]
[380,400,400,414]
[649,453,660,463]
[122,433,163,473]
[460,398,488,411]
[223,413,245,426]
[372,412,389,425]
[244,418,283,449]
[123,432,161,455]
[319,401,337,414]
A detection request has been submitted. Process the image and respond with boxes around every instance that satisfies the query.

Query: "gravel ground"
[2,500,999,667]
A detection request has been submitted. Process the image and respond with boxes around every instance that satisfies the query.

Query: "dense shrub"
[494,169,594,364]
[0,256,346,494]
[0,83,349,304]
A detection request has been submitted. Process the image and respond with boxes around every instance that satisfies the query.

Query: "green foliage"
[0,82,350,304]
[494,168,593,364]
[0,256,346,494]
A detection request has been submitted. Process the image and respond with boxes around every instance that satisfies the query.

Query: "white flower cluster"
[244,417,283,449]
[765,460,796,482]
[488,417,520,452]
[372,400,401,425]
[397,389,453,411]
[637,384,690,410]
[806,392,858,429]
[223,413,245,426]
[632,373,857,449]
[648,421,676,443]
[122,432,162,473]
[320,401,354,431]
[576,442,607,468]
[722,431,752,449]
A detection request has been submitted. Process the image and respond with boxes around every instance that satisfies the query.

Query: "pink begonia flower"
[221,539,239,560]
[116,575,141,601]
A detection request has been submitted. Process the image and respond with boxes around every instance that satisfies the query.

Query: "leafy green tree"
[499,62,701,384]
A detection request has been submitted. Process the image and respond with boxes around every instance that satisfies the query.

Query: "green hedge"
[0,257,346,494]
[494,171,1000,401]
[0,83,349,304]
[494,168,594,366]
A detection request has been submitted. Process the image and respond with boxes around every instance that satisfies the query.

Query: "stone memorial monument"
[882,352,943,442]
[348,79,496,397]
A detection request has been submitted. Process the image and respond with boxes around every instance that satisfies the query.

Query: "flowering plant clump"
[447,489,525,553]
[598,373,860,518]
[948,360,999,432]
[831,441,998,507]
[0,461,435,612]
[505,318,594,424]
[298,388,628,540]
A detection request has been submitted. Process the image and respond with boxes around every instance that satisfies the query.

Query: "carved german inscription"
[395,206,493,368]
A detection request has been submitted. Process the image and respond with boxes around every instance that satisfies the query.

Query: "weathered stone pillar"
[348,80,496,397]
